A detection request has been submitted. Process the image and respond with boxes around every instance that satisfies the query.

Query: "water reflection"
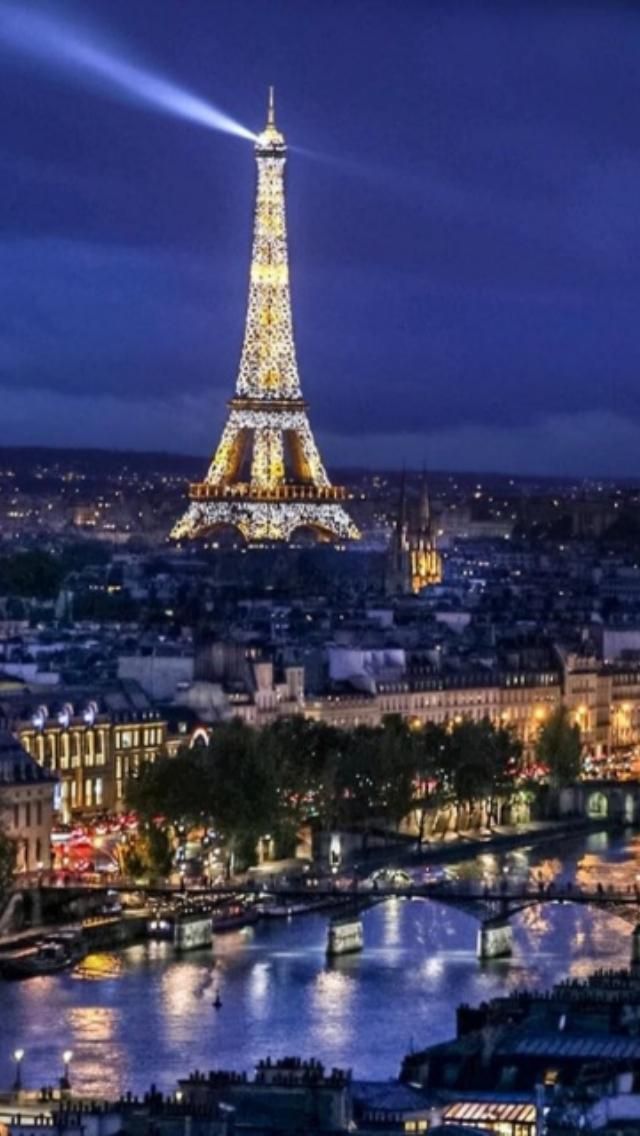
[311,968,356,1048]
[66,1006,123,1096]
[0,829,638,1095]
[73,953,123,981]
[382,897,402,946]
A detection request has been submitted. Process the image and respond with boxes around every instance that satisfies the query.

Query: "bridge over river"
[22,873,640,962]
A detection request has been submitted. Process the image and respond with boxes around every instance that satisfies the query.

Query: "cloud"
[0,236,239,399]
[322,412,640,478]
[3,385,639,482]
[0,382,221,455]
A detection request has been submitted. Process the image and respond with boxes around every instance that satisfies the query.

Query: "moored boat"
[148,904,213,951]
[0,933,85,980]
[211,902,260,933]
[326,914,364,957]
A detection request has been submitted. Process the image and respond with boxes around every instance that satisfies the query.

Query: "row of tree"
[125,706,582,872]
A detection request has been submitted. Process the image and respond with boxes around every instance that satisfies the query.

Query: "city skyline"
[1,1,640,476]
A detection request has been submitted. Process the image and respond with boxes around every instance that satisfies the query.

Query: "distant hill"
[0,445,636,491]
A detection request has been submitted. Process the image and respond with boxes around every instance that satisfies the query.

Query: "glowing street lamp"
[62,1049,73,1090]
[13,1048,24,1092]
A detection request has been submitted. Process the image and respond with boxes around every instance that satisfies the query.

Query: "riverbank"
[349,816,620,874]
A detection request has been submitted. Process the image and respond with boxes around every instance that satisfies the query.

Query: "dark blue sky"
[1,0,639,475]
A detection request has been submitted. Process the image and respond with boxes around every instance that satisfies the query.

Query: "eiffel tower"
[172,91,359,544]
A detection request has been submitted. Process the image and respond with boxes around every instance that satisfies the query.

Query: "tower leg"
[477,917,513,960]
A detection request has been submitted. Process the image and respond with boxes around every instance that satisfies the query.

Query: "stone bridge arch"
[557,780,640,825]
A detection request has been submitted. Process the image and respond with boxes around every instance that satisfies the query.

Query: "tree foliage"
[536,705,582,787]
[119,822,173,880]
[0,551,64,600]
[125,712,531,870]
[0,829,16,898]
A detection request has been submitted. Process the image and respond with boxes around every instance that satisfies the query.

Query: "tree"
[413,723,451,840]
[332,716,416,833]
[443,719,523,829]
[0,550,64,600]
[376,715,419,829]
[126,747,212,827]
[208,721,280,870]
[536,705,582,787]
[260,717,346,852]
[119,824,172,881]
[0,829,16,899]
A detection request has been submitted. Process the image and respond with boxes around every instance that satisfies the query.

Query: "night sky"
[1,0,640,476]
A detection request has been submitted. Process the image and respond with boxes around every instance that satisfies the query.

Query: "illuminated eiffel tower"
[172,91,359,544]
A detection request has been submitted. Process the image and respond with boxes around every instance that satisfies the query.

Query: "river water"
[1,828,639,1096]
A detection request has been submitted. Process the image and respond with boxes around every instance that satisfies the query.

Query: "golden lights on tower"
[172,91,359,543]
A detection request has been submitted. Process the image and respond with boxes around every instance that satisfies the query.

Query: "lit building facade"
[173,91,359,544]
[10,697,167,818]
[387,479,442,595]
[0,730,56,871]
[224,651,640,767]
[307,669,561,746]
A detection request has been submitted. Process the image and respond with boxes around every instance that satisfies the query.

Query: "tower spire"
[419,471,431,529]
[172,96,359,545]
[398,469,408,535]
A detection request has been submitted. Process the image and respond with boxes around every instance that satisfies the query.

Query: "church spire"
[418,474,431,530]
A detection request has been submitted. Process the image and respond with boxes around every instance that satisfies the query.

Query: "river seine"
[1,829,638,1096]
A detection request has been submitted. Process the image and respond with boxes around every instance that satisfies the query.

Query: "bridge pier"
[631,924,640,967]
[477,916,513,961]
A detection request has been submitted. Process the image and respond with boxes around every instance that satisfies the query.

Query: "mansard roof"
[0,730,56,785]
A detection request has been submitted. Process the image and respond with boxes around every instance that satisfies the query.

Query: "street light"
[62,1050,73,1090]
[13,1048,24,1092]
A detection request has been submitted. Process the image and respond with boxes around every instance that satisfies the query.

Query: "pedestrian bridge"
[23,875,640,963]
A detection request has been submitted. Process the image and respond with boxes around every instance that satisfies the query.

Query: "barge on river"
[0,931,85,980]
[148,906,212,952]
[326,913,364,957]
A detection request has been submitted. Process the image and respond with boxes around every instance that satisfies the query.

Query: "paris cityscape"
[2,3,640,1136]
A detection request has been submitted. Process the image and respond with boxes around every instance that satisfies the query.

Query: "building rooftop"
[0,729,56,784]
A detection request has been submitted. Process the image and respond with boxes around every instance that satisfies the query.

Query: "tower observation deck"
[172,91,360,544]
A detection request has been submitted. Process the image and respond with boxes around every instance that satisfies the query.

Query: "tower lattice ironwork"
[172,91,359,544]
